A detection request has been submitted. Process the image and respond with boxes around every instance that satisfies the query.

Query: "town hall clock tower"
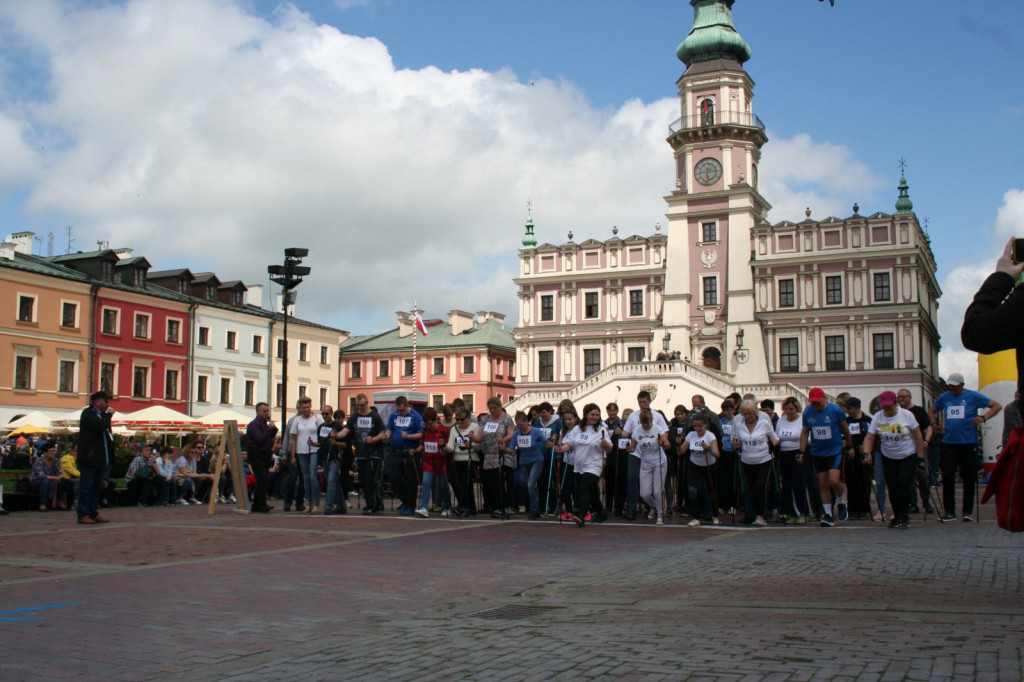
[660,0,770,382]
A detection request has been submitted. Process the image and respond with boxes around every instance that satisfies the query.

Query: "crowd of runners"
[262,375,998,529]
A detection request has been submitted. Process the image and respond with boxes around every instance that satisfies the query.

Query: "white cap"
[947,372,965,386]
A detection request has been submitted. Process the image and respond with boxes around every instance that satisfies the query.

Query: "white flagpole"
[412,300,418,391]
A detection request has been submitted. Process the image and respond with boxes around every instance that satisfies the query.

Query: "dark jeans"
[941,443,978,516]
[358,457,384,511]
[249,449,271,510]
[128,476,166,506]
[625,456,640,515]
[883,455,917,521]
[77,465,106,520]
[716,450,739,512]
[283,457,305,509]
[686,461,715,519]
[388,450,419,509]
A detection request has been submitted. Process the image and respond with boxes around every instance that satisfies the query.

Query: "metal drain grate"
[468,604,563,620]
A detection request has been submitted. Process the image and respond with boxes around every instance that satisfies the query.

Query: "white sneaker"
[217,496,227,504]
[712,517,721,526]
[414,508,429,518]
[687,519,700,527]
[656,516,664,525]
[441,510,451,518]
[229,495,237,503]
[175,499,188,506]
[753,516,767,527]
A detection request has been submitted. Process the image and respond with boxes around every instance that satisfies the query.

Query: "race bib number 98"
[812,426,831,440]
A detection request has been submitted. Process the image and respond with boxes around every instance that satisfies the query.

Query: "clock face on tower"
[694,158,723,186]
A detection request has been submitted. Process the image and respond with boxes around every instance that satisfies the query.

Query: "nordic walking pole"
[545,444,556,514]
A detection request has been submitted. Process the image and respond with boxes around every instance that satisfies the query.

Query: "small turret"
[677,0,752,68]
[521,216,537,249]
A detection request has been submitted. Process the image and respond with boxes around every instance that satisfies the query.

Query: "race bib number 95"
[947,405,965,420]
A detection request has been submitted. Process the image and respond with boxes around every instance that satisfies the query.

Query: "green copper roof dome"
[895,173,914,214]
[677,0,751,67]
[522,216,537,248]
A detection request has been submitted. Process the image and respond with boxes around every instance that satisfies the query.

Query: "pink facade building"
[339,310,515,414]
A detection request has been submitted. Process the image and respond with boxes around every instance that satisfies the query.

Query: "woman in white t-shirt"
[775,397,810,523]
[558,403,612,527]
[288,396,324,514]
[861,390,924,529]
[629,409,669,525]
[734,400,780,527]
[679,413,720,526]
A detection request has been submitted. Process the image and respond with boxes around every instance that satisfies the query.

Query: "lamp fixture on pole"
[734,328,749,364]
[662,332,672,352]
[267,248,311,427]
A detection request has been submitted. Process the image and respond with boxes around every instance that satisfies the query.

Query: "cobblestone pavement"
[0,502,1021,681]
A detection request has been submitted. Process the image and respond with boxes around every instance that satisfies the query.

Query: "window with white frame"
[101,308,119,335]
[320,345,329,365]
[14,355,34,390]
[61,301,79,329]
[220,378,231,404]
[629,289,644,317]
[226,330,238,351]
[132,366,150,398]
[701,221,717,243]
[134,313,151,339]
[166,318,181,344]
[58,358,77,394]
[17,294,36,323]
[702,276,718,306]
[584,292,599,319]
[165,369,179,400]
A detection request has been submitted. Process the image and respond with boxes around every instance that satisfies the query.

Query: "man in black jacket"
[246,402,278,513]
[962,237,1024,402]
[77,391,115,525]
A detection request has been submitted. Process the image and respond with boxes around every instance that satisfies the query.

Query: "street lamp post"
[268,248,310,428]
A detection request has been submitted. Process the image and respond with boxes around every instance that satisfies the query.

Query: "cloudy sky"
[1,0,1021,387]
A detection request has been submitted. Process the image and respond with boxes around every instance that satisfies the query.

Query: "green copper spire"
[522,216,537,249]
[677,0,752,67]
[895,172,914,215]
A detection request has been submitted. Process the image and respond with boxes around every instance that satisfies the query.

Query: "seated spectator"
[157,448,179,504]
[174,443,215,504]
[30,441,74,511]
[126,444,166,508]
[60,447,81,509]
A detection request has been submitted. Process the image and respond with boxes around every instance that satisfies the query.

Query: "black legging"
[883,455,917,521]
[577,471,603,518]
[741,460,772,518]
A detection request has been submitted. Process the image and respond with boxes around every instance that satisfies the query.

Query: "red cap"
[878,390,897,407]
[808,387,826,402]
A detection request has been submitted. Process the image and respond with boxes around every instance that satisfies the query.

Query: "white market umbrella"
[1,411,53,433]
[114,405,202,433]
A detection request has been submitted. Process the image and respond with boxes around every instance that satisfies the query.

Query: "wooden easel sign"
[207,420,249,515]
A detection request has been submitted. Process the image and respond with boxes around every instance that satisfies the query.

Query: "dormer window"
[232,291,242,306]
[206,284,216,300]
[178,279,188,294]
[100,261,113,282]
[133,268,146,287]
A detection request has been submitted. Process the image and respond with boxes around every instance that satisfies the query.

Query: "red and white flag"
[414,312,428,335]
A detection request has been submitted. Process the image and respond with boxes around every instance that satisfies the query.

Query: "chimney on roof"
[396,311,413,337]
[7,232,34,255]
[448,310,474,336]
[487,311,506,327]
[0,242,16,260]
[246,284,264,308]
[476,310,488,324]
[113,248,133,260]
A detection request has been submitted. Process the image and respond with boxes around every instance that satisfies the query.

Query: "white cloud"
[760,132,886,222]
[0,0,899,337]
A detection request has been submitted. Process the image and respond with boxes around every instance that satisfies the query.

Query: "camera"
[1014,238,1024,264]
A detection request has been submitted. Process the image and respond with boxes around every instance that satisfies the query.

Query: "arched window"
[702,346,722,370]
[700,98,715,126]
